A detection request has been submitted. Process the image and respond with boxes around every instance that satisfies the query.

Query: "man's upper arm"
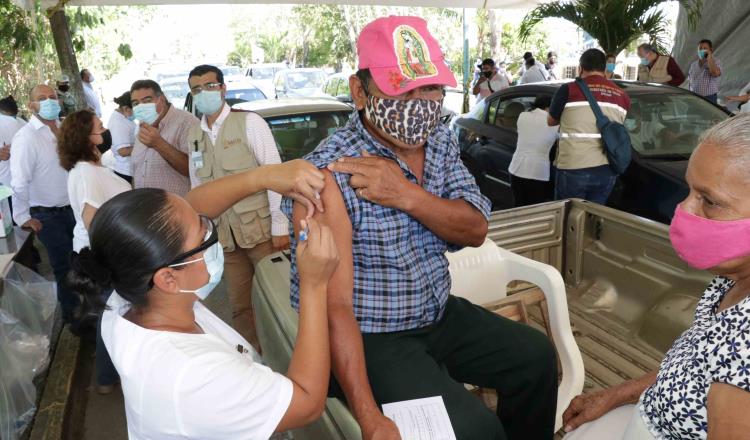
[548,84,568,124]
[292,170,353,307]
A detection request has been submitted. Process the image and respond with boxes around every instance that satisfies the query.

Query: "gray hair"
[698,113,750,167]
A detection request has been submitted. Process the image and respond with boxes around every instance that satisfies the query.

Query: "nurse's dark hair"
[68,188,186,314]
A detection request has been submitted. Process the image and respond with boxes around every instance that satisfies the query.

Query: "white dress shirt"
[107,110,136,176]
[10,116,70,225]
[189,104,288,236]
[509,109,559,181]
[520,64,550,84]
[102,292,292,440]
[83,82,102,117]
[0,115,27,187]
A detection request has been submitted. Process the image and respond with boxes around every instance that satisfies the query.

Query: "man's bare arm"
[153,138,189,176]
[291,170,399,439]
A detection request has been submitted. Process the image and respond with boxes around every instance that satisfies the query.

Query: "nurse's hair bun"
[72,248,112,286]
[69,247,112,315]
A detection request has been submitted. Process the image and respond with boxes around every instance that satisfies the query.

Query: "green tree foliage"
[519,0,703,56]
[501,22,549,74]
[0,1,148,111]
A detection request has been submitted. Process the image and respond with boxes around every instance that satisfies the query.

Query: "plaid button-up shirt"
[282,112,491,333]
[688,57,722,97]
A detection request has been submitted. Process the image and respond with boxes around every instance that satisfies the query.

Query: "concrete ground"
[81,279,234,440]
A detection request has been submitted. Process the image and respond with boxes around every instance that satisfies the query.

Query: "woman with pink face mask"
[562,113,750,440]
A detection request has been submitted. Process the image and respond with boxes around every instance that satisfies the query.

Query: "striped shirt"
[549,76,631,170]
[281,112,491,333]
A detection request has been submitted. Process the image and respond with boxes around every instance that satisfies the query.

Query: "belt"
[30,205,71,214]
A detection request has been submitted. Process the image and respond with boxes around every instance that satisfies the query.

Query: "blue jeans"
[555,165,617,205]
[704,94,718,104]
[31,207,78,322]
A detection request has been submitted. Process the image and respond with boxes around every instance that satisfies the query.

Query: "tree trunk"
[48,8,85,111]
[341,5,358,62]
[488,9,500,59]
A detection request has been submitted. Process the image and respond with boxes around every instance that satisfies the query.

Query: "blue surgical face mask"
[170,234,224,300]
[640,58,650,66]
[698,49,707,59]
[193,90,223,116]
[127,114,135,122]
[37,99,61,121]
[327,127,337,136]
[606,63,616,72]
[133,103,158,124]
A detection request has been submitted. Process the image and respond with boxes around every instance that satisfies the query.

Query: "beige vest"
[638,55,672,84]
[189,112,271,252]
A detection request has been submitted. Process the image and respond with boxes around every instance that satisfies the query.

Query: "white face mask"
[168,229,224,300]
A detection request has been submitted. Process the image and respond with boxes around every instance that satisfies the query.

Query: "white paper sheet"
[382,396,456,440]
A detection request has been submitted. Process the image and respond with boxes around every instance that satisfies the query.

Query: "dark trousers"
[510,174,553,207]
[31,206,78,322]
[332,296,558,440]
[114,171,132,184]
[554,165,616,205]
[704,93,718,104]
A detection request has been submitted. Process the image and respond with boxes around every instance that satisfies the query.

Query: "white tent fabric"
[673,0,750,104]
[25,0,542,9]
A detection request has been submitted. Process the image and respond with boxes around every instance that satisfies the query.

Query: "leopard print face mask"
[364,95,443,147]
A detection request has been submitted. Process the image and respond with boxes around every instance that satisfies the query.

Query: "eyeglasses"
[166,215,218,267]
[190,82,223,95]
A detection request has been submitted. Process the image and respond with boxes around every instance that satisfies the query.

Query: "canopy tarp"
[21,0,541,9]
[674,0,750,104]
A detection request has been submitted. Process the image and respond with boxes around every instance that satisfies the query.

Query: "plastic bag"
[0,310,37,440]
[0,262,57,342]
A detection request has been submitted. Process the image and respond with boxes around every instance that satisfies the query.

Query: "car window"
[324,79,337,95]
[266,111,351,161]
[226,88,266,105]
[625,93,728,158]
[494,97,536,131]
[287,71,327,90]
[251,67,275,80]
[337,79,351,97]
[221,66,243,77]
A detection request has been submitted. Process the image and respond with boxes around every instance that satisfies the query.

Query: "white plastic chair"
[446,238,585,432]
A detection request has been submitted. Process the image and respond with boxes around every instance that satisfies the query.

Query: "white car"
[272,68,328,99]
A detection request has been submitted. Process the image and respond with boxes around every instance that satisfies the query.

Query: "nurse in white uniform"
[69,161,336,440]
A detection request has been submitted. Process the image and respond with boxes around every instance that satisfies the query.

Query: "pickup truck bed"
[253,199,712,439]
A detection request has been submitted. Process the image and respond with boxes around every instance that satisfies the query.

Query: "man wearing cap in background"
[283,16,558,440]
[56,75,76,117]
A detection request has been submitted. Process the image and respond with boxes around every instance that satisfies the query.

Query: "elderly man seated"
[283,16,557,440]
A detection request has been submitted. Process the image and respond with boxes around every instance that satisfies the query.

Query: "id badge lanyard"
[192,140,204,170]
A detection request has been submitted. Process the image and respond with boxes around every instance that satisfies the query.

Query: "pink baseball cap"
[357,16,457,95]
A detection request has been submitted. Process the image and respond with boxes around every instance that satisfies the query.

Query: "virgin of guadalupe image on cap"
[394,25,438,81]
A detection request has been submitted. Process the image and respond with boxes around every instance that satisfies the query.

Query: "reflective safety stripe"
[564,101,628,115]
[560,133,602,138]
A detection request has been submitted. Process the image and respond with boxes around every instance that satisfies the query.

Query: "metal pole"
[462,8,470,114]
